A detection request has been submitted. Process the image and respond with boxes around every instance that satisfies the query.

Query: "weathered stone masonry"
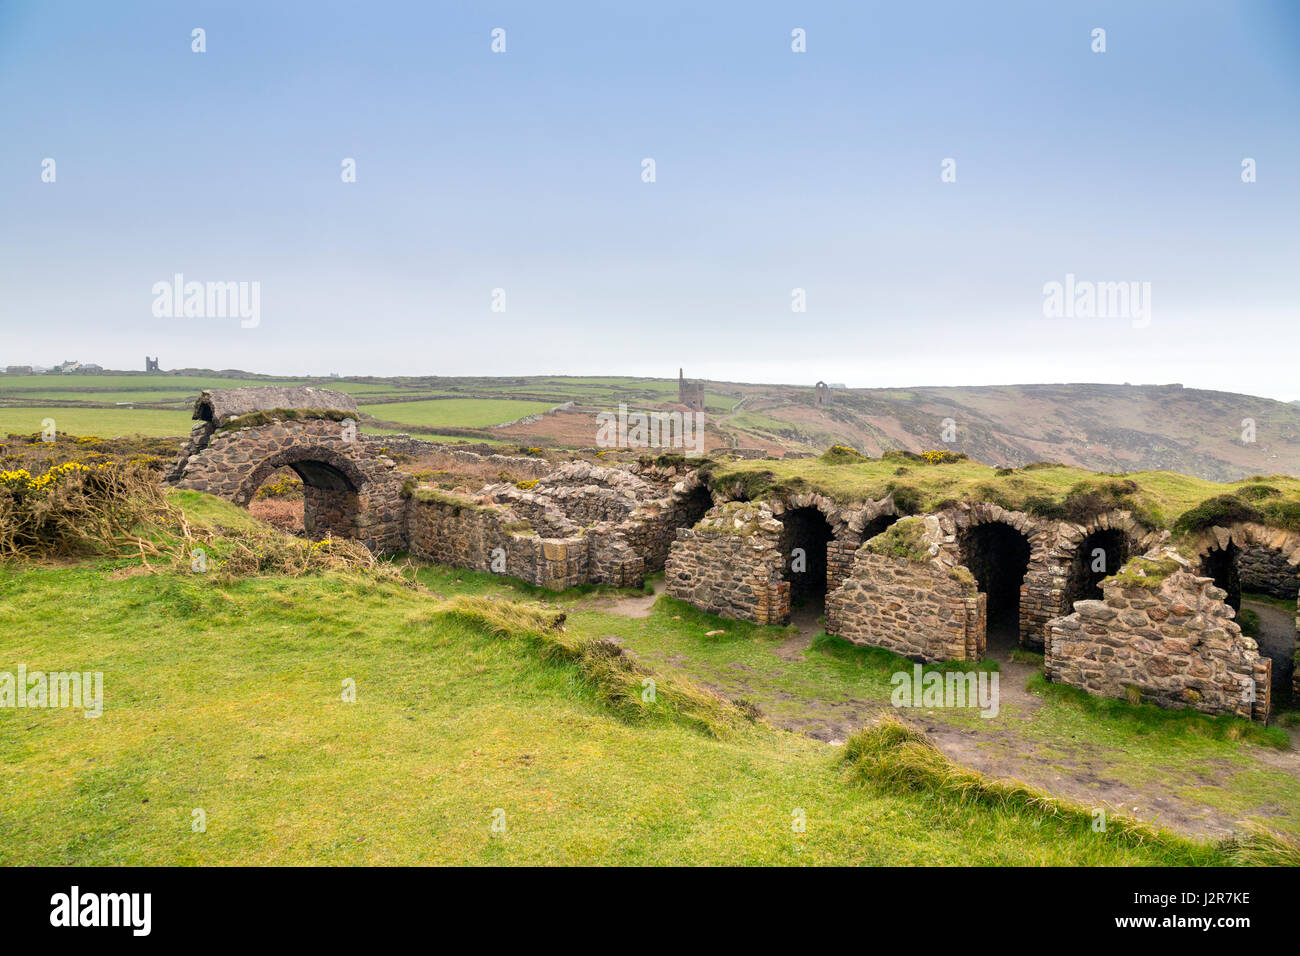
[826,549,986,662]
[1045,552,1271,722]
[169,394,408,552]
[664,503,790,624]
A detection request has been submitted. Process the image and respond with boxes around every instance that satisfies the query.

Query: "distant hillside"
[6,369,1295,481]
[703,383,1300,482]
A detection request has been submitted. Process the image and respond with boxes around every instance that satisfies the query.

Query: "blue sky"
[2,1,1297,398]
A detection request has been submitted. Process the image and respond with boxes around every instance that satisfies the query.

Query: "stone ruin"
[663,492,1289,722]
[166,387,713,589]
[677,368,705,412]
[167,387,1297,722]
[167,387,408,550]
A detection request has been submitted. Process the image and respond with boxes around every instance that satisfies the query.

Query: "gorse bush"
[881,449,968,466]
[0,462,172,559]
[253,474,304,500]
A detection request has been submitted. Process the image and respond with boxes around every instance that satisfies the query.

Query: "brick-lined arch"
[765,492,899,596]
[931,504,1054,651]
[235,444,367,506]
[236,445,370,541]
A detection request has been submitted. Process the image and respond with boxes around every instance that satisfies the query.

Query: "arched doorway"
[1065,528,1131,606]
[959,522,1031,652]
[778,506,834,612]
[239,449,364,541]
[1201,540,1296,705]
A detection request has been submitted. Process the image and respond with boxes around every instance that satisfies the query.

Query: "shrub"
[254,474,304,500]
[884,482,922,515]
[820,444,866,465]
[1027,478,1158,527]
[1257,500,1300,532]
[0,462,171,559]
[1236,483,1281,501]
[918,449,967,465]
[1172,495,1260,534]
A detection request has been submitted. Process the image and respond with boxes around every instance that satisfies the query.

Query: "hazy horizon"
[3,1,1298,400]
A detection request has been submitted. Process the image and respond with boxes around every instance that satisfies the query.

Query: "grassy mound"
[710,456,1300,534]
[431,595,754,738]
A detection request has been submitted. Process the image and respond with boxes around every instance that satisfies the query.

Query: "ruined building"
[169,386,1295,724]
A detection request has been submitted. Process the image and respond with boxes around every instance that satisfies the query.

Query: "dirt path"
[775,600,822,661]
[580,590,1300,839]
[586,576,664,618]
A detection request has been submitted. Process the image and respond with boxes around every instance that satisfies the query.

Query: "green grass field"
[0,407,194,438]
[358,398,558,429]
[0,493,1293,865]
[0,564,1216,866]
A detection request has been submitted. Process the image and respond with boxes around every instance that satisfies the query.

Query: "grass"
[358,398,559,429]
[709,456,1300,534]
[1025,673,1288,749]
[0,407,194,438]
[842,720,1209,860]
[0,560,1219,866]
[1,492,1297,864]
[413,568,1300,839]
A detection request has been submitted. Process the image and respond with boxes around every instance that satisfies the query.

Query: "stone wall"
[664,503,789,624]
[405,492,591,590]
[825,550,986,662]
[482,462,711,574]
[1238,545,1300,599]
[1045,552,1271,722]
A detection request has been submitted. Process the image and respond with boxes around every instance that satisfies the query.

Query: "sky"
[1,0,1298,399]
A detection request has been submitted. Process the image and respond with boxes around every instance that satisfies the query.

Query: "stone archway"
[1064,528,1131,604]
[765,492,895,597]
[958,521,1032,651]
[777,506,835,608]
[238,445,366,541]
[1017,510,1159,652]
[168,415,409,552]
[1192,523,1300,704]
[935,503,1055,652]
